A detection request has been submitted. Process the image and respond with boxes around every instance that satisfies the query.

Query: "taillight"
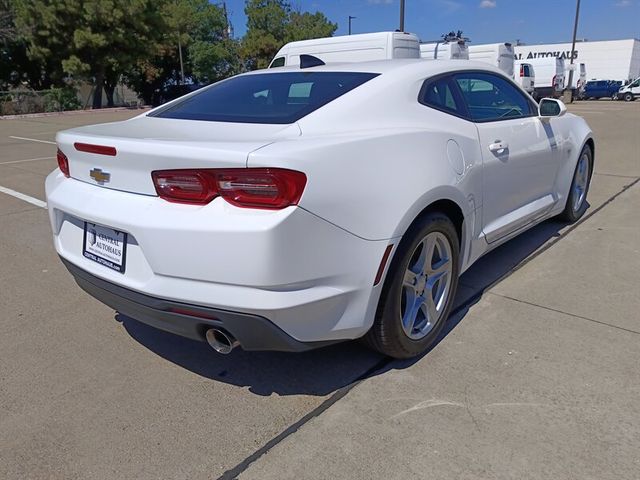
[152,170,217,204]
[151,168,307,209]
[520,65,525,77]
[552,75,557,87]
[57,148,70,177]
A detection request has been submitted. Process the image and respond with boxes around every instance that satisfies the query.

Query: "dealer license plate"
[82,222,128,273]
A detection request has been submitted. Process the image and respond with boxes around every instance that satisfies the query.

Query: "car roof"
[242,59,507,79]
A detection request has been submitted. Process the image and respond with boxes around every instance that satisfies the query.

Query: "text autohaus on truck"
[515,49,578,61]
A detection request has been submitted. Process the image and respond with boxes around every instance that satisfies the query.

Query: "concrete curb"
[0,106,150,120]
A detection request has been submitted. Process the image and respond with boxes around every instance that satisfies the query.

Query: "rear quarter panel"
[248,125,482,243]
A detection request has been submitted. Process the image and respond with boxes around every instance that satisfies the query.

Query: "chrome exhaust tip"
[205,328,239,355]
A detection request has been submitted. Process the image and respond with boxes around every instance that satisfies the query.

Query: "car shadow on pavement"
[119,215,572,397]
[119,315,384,396]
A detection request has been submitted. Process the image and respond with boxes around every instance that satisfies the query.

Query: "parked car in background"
[514,61,535,96]
[468,43,515,78]
[526,57,565,99]
[617,77,640,101]
[269,31,420,67]
[580,80,622,100]
[46,59,594,359]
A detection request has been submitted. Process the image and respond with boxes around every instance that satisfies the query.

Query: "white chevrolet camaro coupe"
[46,58,594,359]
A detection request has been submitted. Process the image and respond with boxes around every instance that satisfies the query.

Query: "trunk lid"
[56,115,300,195]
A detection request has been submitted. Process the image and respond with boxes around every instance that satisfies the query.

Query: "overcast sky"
[222,0,640,45]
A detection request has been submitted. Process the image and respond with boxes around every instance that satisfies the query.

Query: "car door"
[452,71,560,243]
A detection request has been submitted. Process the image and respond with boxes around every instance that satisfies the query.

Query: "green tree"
[14,0,165,108]
[242,0,289,70]
[125,0,240,104]
[285,10,337,43]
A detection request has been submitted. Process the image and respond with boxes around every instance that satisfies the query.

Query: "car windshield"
[150,71,378,124]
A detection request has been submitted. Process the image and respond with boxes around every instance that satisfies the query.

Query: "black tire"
[624,92,634,102]
[364,212,460,359]
[559,144,593,223]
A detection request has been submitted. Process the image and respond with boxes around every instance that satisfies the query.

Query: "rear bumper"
[62,257,337,352]
[46,172,391,343]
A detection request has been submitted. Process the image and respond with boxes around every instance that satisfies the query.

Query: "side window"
[270,57,286,68]
[454,72,535,122]
[523,65,531,77]
[419,77,463,116]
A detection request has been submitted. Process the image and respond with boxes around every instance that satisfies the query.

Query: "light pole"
[348,15,356,35]
[177,34,185,85]
[565,0,581,103]
[399,0,405,32]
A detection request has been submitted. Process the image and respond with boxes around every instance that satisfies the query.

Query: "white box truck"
[526,57,566,99]
[419,41,469,60]
[269,32,420,68]
[468,43,515,77]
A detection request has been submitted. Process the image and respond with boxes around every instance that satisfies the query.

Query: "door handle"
[489,141,508,153]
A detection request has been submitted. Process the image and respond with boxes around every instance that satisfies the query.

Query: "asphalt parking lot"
[1,101,639,479]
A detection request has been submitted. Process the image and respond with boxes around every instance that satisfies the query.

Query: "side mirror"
[539,98,567,118]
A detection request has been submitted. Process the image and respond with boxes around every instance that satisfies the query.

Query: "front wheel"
[624,92,634,102]
[559,144,592,223]
[364,212,460,359]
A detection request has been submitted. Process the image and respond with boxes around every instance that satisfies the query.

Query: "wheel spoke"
[423,234,437,270]
[427,256,450,276]
[402,294,422,335]
[411,238,429,274]
[422,293,438,324]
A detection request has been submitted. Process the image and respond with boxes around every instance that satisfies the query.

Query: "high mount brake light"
[74,142,117,156]
[56,149,70,177]
[151,168,307,209]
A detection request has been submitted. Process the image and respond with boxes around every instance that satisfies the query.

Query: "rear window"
[150,72,378,124]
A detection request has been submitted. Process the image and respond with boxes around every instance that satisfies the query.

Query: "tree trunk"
[92,68,104,109]
[104,82,116,107]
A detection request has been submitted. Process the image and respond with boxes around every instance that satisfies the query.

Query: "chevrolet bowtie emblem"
[89,168,110,183]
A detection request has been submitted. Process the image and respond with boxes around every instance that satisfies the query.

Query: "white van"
[514,61,535,96]
[526,57,565,99]
[618,77,640,101]
[467,43,515,77]
[565,63,587,92]
[269,32,420,68]
[419,41,469,60]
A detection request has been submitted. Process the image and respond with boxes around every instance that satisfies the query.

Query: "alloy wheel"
[400,232,453,340]
[572,151,590,212]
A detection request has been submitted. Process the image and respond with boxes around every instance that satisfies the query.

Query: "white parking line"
[9,136,56,145]
[0,156,55,165]
[0,185,46,209]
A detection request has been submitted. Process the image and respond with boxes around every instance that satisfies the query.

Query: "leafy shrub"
[43,87,82,112]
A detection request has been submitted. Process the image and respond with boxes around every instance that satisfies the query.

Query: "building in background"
[513,39,640,82]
